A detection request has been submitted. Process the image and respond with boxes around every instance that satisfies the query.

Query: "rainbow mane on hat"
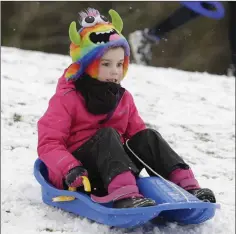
[65,8,130,81]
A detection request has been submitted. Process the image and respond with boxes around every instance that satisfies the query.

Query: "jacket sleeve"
[124,93,146,140]
[37,94,81,181]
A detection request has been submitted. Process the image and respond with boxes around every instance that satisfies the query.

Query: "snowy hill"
[1,46,235,234]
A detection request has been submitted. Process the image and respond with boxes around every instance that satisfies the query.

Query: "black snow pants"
[72,127,189,196]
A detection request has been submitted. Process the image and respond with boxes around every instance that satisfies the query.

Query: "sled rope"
[125,140,190,202]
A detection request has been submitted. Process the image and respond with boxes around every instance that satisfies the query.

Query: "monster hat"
[65,8,130,81]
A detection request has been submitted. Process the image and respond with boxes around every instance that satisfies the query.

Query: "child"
[37,8,216,208]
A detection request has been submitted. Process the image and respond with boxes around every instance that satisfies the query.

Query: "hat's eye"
[100,15,109,23]
[82,16,97,27]
[85,16,95,23]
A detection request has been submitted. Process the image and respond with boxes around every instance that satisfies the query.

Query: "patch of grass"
[13,113,22,122]
[179,125,192,132]
[196,132,212,142]
[17,102,26,106]
[45,228,54,232]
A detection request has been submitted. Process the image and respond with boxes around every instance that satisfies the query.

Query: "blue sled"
[34,159,220,228]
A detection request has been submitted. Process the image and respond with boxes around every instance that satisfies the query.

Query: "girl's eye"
[117,63,123,67]
[81,16,97,27]
[102,63,109,66]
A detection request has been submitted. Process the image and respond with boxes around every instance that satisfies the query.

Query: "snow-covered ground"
[1,46,235,234]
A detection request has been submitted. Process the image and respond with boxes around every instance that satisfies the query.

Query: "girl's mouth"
[106,79,118,83]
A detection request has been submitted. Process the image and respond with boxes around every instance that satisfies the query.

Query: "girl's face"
[97,47,125,84]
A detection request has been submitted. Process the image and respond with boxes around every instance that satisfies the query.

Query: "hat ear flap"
[85,58,100,79]
[122,55,129,78]
[65,63,81,80]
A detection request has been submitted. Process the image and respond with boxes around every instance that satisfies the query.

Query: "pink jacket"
[37,70,146,189]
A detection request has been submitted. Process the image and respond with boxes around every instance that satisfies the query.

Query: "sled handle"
[52,176,91,202]
[81,176,91,192]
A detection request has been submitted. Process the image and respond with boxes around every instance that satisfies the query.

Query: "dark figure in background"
[128,2,227,70]
[228,2,236,77]
[129,5,201,65]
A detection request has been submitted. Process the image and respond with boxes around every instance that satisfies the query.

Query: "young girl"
[37,8,216,208]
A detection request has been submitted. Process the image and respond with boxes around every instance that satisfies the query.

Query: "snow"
[1,46,235,234]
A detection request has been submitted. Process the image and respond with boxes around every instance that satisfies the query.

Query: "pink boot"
[108,171,142,199]
[109,171,156,208]
[91,171,156,208]
[168,168,216,203]
[168,168,200,190]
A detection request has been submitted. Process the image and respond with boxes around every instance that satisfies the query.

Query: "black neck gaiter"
[75,74,124,115]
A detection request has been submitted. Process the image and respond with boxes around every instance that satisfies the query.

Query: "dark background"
[1,1,232,75]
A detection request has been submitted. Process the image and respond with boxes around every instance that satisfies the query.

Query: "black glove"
[65,166,88,188]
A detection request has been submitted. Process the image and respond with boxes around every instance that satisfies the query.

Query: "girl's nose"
[111,66,118,75]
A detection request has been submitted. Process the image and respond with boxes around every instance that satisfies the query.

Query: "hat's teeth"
[95,30,113,35]
[100,41,105,44]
